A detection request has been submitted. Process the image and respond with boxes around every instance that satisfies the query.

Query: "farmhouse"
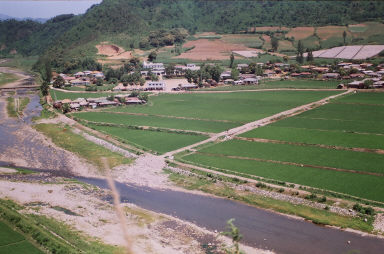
[143,61,164,70]
[70,79,90,86]
[323,73,340,79]
[146,81,165,91]
[243,78,259,85]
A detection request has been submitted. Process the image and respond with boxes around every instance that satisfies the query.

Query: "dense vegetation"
[1,0,384,71]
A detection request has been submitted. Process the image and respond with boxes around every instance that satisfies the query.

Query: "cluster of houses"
[57,71,105,86]
[54,59,384,94]
[53,94,145,111]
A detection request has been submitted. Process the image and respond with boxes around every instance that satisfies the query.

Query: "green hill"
[1,0,383,70]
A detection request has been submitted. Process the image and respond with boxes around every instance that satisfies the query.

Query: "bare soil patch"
[175,39,251,61]
[96,44,124,56]
[253,26,289,32]
[286,27,314,40]
[317,26,348,40]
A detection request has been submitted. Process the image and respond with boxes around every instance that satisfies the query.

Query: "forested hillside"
[1,0,383,69]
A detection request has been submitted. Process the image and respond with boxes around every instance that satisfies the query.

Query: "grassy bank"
[6,97,30,118]
[0,72,18,87]
[34,123,132,170]
[164,169,374,233]
[0,199,121,254]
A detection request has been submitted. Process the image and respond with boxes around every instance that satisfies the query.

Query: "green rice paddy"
[179,91,384,202]
[90,125,207,154]
[0,221,43,254]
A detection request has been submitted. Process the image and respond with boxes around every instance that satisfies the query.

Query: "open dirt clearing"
[286,27,315,40]
[317,26,349,40]
[175,39,251,60]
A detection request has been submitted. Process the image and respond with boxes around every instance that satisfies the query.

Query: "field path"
[163,89,354,157]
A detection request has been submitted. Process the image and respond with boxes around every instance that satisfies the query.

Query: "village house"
[146,81,165,91]
[70,79,90,86]
[220,71,232,80]
[323,73,340,79]
[237,64,249,70]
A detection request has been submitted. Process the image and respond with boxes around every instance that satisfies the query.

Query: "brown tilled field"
[286,27,314,40]
[174,39,251,60]
[316,26,349,40]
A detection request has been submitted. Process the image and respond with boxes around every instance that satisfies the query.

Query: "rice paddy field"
[0,221,43,254]
[50,90,125,100]
[78,90,340,154]
[179,91,384,203]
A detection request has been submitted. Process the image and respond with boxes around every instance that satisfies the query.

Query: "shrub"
[319,196,327,203]
[255,182,267,188]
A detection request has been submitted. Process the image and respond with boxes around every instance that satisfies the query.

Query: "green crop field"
[0,221,43,254]
[104,91,340,122]
[201,80,340,91]
[335,92,384,105]
[50,90,121,100]
[72,112,238,133]
[197,139,384,174]
[273,117,384,134]
[241,126,384,150]
[181,153,384,202]
[90,125,207,154]
[296,103,384,122]
[178,92,384,203]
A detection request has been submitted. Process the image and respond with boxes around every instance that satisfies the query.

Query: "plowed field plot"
[179,92,384,202]
[0,221,42,254]
[175,38,250,61]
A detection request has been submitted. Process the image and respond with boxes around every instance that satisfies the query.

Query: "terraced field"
[78,90,340,154]
[0,221,42,254]
[179,91,384,202]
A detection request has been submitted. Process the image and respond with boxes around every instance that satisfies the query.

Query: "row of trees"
[185,64,223,84]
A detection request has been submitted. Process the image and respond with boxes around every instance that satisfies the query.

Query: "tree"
[220,219,245,254]
[165,64,176,77]
[148,51,157,62]
[96,79,103,86]
[343,30,347,45]
[62,103,71,114]
[296,40,304,64]
[256,65,264,76]
[53,76,65,88]
[229,53,235,68]
[363,79,373,89]
[231,68,239,81]
[138,93,148,102]
[209,65,223,82]
[306,50,314,62]
[40,81,49,97]
[271,37,279,52]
